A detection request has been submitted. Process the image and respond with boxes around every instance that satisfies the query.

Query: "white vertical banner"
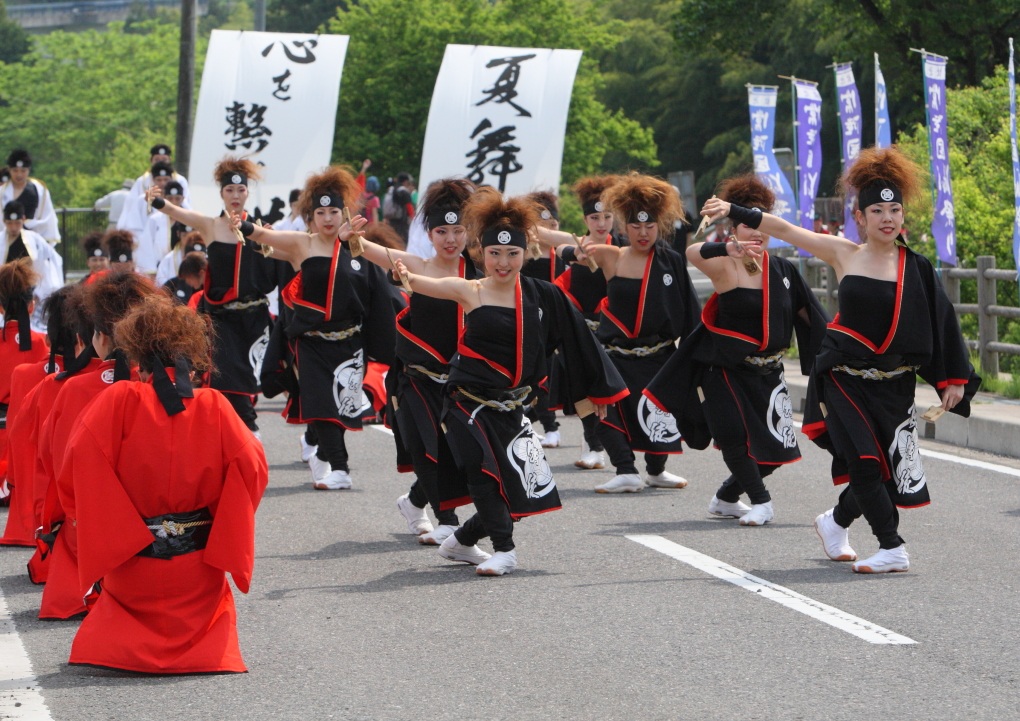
[418,44,582,197]
[190,30,349,220]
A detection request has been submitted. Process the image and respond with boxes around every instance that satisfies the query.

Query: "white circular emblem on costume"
[101,369,116,384]
[45,361,59,374]
[13,333,18,345]
[231,174,242,184]
[767,377,797,448]
[118,254,128,262]
[783,276,791,289]
[497,231,512,244]
[880,188,895,202]
[663,273,673,286]
[890,408,926,497]
[509,417,556,499]
[333,349,369,418]
[637,211,649,222]
[319,195,331,206]
[176,289,186,298]
[350,259,361,271]
[594,201,604,212]
[249,326,270,382]
[637,394,681,444]
[445,211,458,224]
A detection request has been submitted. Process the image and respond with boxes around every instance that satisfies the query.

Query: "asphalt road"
[2,397,1019,721]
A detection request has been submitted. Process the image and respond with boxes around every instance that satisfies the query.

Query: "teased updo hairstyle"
[84,269,158,337]
[841,146,923,209]
[102,230,137,260]
[527,190,559,222]
[717,174,775,213]
[213,156,262,185]
[461,186,541,264]
[573,175,620,215]
[0,258,38,315]
[63,283,96,346]
[115,294,213,375]
[601,173,684,239]
[420,177,475,230]
[42,285,78,358]
[361,222,405,250]
[296,166,362,224]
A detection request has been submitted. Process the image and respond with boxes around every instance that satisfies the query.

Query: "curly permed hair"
[102,230,137,258]
[42,285,77,354]
[80,231,104,255]
[572,175,619,210]
[717,174,775,213]
[62,283,95,344]
[601,173,683,238]
[85,269,159,336]
[213,156,262,185]
[0,258,38,308]
[462,187,541,264]
[419,178,475,221]
[114,294,213,374]
[841,146,923,206]
[296,166,362,223]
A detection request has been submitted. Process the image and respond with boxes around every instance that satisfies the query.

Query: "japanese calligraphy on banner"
[190,30,349,220]
[875,54,892,149]
[419,44,582,197]
[923,53,957,265]
[835,62,863,242]
[795,80,822,232]
[747,86,796,241]
[1009,38,1019,278]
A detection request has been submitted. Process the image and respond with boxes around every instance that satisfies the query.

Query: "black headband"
[538,206,559,222]
[4,208,25,221]
[481,225,528,249]
[113,250,132,263]
[426,206,462,230]
[627,209,657,224]
[858,183,903,210]
[90,247,109,258]
[219,172,248,188]
[315,193,344,210]
[582,198,607,216]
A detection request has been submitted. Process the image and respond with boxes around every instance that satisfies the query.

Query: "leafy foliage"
[0,0,31,64]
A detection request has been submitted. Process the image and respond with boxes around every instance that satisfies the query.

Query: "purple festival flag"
[924,54,957,265]
[835,62,863,242]
[795,80,823,232]
[875,53,892,148]
[747,86,796,244]
[1009,38,1019,279]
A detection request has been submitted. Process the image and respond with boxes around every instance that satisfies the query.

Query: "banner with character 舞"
[189,30,349,222]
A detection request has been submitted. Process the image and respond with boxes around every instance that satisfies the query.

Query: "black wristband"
[727,203,763,229]
[699,241,730,259]
[239,220,255,237]
[560,245,577,263]
[151,197,166,210]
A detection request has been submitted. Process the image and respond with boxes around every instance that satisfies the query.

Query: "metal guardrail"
[57,208,109,278]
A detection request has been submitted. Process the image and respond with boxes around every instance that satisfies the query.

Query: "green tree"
[266,0,348,33]
[0,0,31,64]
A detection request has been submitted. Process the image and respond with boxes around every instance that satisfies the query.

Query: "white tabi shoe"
[814,509,857,561]
[476,550,518,576]
[575,447,606,470]
[708,496,752,519]
[595,473,644,493]
[299,434,317,463]
[396,494,433,536]
[438,535,491,565]
[314,470,352,491]
[418,524,457,546]
[852,545,909,574]
[540,430,561,448]
[308,454,332,483]
[645,471,689,488]
[739,501,775,526]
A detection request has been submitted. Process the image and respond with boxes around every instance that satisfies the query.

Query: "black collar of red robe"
[1,291,35,351]
[151,356,194,416]
[56,344,97,380]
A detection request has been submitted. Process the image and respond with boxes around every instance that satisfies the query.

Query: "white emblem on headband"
[92,249,103,256]
[158,169,168,176]
[880,188,895,202]
[231,174,242,184]
[637,211,649,222]
[541,210,552,220]
[159,148,168,155]
[15,161,24,168]
[176,289,186,298]
[497,230,512,244]
[445,211,458,224]
[7,213,16,220]
[594,201,604,212]
[320,195,331,206]
[351,259,361,271]
[169,188,180,195]
[118,254,128,262]
[195,244,204,251]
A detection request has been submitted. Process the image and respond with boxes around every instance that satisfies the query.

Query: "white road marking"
[0,585,54,720]
[626,534,917,645]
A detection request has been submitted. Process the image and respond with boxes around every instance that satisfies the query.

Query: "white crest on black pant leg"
[890,405,926,496]
[637,394,680,444]
[333,349,369,418]
[508,417,556,499]
[767,375,797,448]
[249,326,270,381]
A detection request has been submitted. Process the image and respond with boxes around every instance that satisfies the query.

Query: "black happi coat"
[802,245,980,508]
[200,234,277,395]
[554,231,625,324]
[596,245,700,454]
[645,253,828,460]
[440,276,628,519]
[283,240,402,429]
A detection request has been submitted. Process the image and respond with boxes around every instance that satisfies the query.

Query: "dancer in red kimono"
[61,294,268,673]
[702,146,979,573]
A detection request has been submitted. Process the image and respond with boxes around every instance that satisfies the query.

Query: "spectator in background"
[119,144,190,235]
[136,180,186,277]
[163,251,208,306]
[0,201,65,330]
[1,150,61,245]
[274,189,306,232]
[80,232,110,285]
[94,180,133,231]
[383,172,416,244]
[102,230,137,274]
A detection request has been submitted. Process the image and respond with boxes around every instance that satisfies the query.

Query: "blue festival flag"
[875,53,892,148]
[834,62,863,241]
[794,80,823,233]
[923,53,957,265]
[747,85,796,245]
[1009,38,1020,280]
